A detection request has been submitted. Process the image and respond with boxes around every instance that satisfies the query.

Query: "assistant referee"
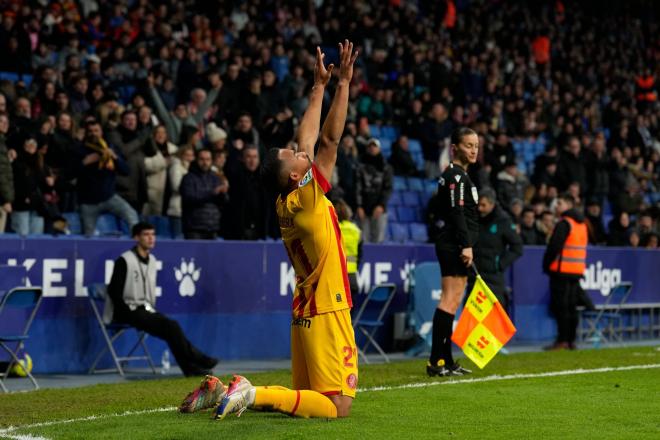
[427,127,480,377]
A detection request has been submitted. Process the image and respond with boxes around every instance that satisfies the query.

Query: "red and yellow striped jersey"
[276,164,352,318]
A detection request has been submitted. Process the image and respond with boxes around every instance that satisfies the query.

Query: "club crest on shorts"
[346,373,357,389]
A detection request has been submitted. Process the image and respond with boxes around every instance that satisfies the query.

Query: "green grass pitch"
[1,346,659,439]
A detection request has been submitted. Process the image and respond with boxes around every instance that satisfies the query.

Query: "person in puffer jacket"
[180,149,227,239]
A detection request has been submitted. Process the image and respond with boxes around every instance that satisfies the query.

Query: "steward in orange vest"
[542,193,588,350]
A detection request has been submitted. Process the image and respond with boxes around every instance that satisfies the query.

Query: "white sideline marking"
[0,407,176,439]
[2,434,50,440]
[1,363,659,438]
[360,363,660,392]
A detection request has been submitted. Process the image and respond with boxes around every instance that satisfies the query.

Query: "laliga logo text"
[476,291,487,304]
[476,336,490,349]
[580,261,622,296]
[174,259,201,297]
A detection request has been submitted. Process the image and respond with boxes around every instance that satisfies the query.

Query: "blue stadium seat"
[409,223,429,243]
[96,214,120,236]
[119,219,131,236]
[425,179,438,194]
[534,140,546,155]
[388,190,403,206]
[20,74,33,87]
[146,216,172,238]
[0,71,19,83]
[118,85,136,104]
[383,227,391,242]
[512,140,524,154]
[397,206,418,223]
[407,177,424,192]
[381,125,400,141]
[62,212,82,235]
[387,207,398,222]
[401,191,420,207]
[408,139,422,154]
[412,152,425,170]
[369,124,381,137]
[393,176,408,191]
[378,138,392,158]
[0,72,34,87]
[419,191,432,208]
[389,222,409,242]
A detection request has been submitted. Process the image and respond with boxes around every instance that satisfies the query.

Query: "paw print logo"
[399,261,416,293]
[174,259,201,297]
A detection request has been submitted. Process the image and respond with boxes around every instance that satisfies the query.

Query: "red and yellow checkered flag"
[451,275,516,369]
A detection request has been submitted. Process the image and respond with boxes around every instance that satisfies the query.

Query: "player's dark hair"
[132,221,155,237]
[451,127,477,145]
[261,147,287,192]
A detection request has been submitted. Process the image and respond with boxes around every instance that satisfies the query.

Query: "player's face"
[279,147,312,182]
[453,133,479,165]
[135,229,156,251]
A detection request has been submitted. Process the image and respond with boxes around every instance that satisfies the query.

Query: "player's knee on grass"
[329,395,353,417]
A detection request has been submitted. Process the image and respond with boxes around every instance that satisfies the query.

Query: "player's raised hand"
[314,46,334,87]
[338,39,358,84]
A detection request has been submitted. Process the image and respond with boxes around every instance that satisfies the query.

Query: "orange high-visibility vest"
[549,216,587,275]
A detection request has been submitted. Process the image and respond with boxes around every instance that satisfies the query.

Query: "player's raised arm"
[296,47,334,161]
[315,40,358,183]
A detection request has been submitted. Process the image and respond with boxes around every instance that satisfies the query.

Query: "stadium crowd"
[0,0,658,248]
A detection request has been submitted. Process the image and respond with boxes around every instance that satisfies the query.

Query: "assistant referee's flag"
[451,275,516,369]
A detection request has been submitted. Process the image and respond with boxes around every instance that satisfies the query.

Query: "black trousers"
[549,276,581,344]
[115,307,212,375]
